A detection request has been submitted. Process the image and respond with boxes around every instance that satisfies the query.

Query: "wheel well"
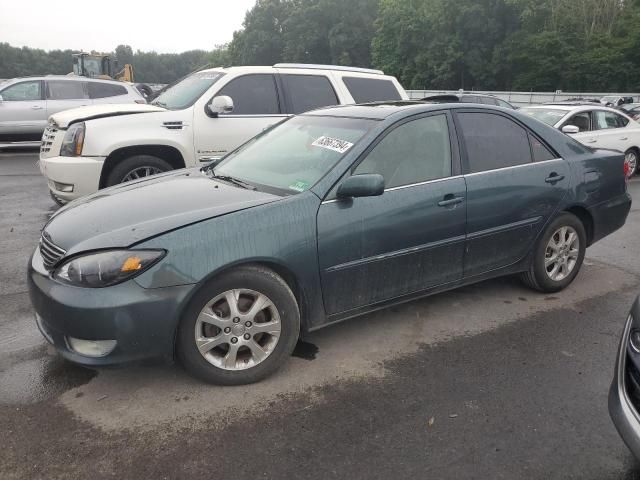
[564,206,594,246]
[99,145,186,188]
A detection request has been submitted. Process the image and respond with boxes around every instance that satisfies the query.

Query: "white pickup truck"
[39,63,408,204]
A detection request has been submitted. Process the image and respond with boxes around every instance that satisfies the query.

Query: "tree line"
[2,0,640,92]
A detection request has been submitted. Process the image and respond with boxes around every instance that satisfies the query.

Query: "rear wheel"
[177,266,300,385]
[520,212,586,293]
[105,155,172,187]
[625,149,638,178]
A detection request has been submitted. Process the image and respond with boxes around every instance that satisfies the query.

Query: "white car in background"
[521,103,640,177]
[38,63,408,204]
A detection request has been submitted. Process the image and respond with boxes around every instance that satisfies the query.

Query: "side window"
[457,112,532,173]
[529,134,556,162]
[1,81,42,101]
[342,77,402,103]
[281,74,339,114]
[88,82,128,99]
[593,110,624,130]
[353,114,451,188]
[616,113,630,127]
[47,81,87,100]
[566,112,591,132]
[216,74,280,115]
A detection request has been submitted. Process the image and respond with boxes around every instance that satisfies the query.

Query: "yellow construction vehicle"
[71,52,152,98]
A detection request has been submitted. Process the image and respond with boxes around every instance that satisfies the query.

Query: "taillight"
[624,160,631,179]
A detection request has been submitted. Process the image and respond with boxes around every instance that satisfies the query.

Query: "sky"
[0,0,256,53]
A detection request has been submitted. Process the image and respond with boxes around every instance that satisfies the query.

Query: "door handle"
[31,105,43,110]
[438,194,464,207]
[545,173,565,184]
[620,137,628,141]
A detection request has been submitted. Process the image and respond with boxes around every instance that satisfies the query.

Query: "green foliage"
[3,0,640,91]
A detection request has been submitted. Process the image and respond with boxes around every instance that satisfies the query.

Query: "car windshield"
[213,115,376,194]
[520,108,567,126]
[151,71,225,110]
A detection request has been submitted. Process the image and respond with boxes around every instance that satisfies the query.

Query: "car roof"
[200,64,392,78]
[522,104,627,114]
[2,75,131,85]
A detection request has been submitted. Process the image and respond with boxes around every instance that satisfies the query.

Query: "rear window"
[342,77,402,103]
[281,74,339,114]
[47,80,87,100]
[88,82,128,99]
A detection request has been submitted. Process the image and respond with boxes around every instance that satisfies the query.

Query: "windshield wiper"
[208,171,256,190]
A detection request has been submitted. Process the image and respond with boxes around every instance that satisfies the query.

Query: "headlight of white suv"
[60,122,85,157]
[53,249,165,287]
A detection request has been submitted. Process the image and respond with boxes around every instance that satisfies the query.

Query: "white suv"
[39,64,408,203]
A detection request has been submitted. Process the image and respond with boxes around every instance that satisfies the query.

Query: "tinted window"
[480,96,499,106]
[566,112,591,132]
[354,114,451,188]
[217,74,280,115]
[593,110,626,130]
[458,112,532,173]
[343,77,402,103]
[529,134,556,162]
[47,81,87,100]
[282,75,338,114]
[1,81,42,101]
[88,82,128,99]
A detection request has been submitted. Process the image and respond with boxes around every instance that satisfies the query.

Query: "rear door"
[279,74,340,114]
[45,79,90,117]
[588,110,636,152]
[455,110,570,277]
[0,80,46,140]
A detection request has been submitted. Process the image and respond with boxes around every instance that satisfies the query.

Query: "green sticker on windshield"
[289,180,310,192]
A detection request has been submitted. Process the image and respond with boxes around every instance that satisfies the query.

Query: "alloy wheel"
[625,151,638,178]
[194,289,282,371]
[121,166,163,182]
[545,226,580,282]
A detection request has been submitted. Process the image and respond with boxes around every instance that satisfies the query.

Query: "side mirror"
[337,174,385,199]
[562,125,580,134]
[207,95,234,117]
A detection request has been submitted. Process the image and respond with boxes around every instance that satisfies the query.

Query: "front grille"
[39,233,66,270]
[40,125,59,154]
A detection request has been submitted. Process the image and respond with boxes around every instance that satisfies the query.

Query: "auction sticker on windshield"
[311,136,354,154]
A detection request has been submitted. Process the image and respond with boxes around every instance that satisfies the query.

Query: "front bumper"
[609,297,640,459]
[28,247,194,366]
[39,154,105,202]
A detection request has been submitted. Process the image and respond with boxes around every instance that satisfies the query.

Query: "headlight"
[53,249,165,287]
[60,122,85,157]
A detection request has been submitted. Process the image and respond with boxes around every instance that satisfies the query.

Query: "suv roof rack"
[273,63,384,75]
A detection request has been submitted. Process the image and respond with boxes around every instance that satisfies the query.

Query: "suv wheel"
[105,155,172,187]
[521,212,586,293]
[177,266,300,385]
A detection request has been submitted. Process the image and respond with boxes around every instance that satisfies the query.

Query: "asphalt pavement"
[2,151,640,479]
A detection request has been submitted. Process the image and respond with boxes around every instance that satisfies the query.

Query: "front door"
[193,74,288,163]
[0,80,46,141]
[455,110,570,277]
[317,112,467,316]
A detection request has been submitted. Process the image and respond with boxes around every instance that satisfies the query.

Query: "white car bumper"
[39,155,105,202]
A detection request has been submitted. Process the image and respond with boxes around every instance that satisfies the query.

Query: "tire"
[177,266,300,385]
[520,212,586,293]
[49,191,66,207]
[105,155,172,187]
[625,149,638,178]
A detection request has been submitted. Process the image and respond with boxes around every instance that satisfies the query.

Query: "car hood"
[50,104,166,128]
[44,169,282,254]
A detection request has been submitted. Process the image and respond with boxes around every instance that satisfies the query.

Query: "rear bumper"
[39,154,105,202]
[609,297,640,460]
[28,247,194,366]
[589,192,632,244]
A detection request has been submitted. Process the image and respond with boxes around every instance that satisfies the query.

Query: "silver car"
[0,76,145,148]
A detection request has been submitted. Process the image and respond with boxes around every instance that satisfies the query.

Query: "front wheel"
[625,149,638,178]
[105,155,172,187]
[177,266,300,385]
[520,212,586,293]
